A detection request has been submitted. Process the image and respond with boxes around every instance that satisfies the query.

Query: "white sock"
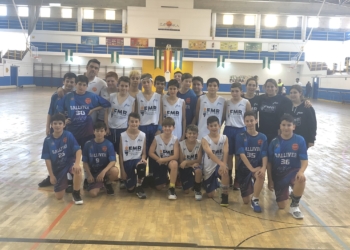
[252,196,259,201]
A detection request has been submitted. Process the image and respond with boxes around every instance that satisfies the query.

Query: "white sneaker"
[168,187,177,200]
[289,206,304,219]
[194,191,202,201]
[289,186,293,197]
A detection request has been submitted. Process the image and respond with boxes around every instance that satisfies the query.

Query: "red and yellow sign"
[130,38,148,48]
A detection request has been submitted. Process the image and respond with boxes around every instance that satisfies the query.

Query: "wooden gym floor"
[0,87,349,250]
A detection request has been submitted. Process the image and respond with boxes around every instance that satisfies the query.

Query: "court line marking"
[0,237,319,249]
[300,200,350,250]
[29,202,73,250]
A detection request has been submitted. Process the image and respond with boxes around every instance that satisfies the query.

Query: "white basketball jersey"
[163,96,184,139]
[137,92,161,126]
[202,134,227,180]
[108,93,135,129]
[179,140,201,161]
[121,131,145,161]
[225,98,249,128]
[198,95,226,140]
[155,134,177,158]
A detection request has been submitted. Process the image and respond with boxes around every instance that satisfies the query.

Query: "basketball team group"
[40,58,317,220]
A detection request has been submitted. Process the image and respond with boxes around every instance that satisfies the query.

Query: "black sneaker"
[72,190,83,205]
[135,186,146,199]
[104,182,114,196]
[83,179,88,190]
[168,187,177,200]
[38,176,52,187]
[220,194,229,207]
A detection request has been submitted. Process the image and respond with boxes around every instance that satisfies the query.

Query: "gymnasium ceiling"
[0,0,350,16]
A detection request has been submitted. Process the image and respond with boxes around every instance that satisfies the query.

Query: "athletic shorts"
[107,128,127,153]
[153,162,169,186]
[53,165,74,193]
[179,166,202,191]
[76,134,95,149]
[203,165,220,194]
[87,169,108,191]
[123,159,141,189]
[223,126,246,155]
[139,124,158,157]
[237,165,255,198]
[272,168,299,202]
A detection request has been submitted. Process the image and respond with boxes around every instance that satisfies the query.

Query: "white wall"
[319,77,350,90]
[193,61,299,85]
[127,7,211,38]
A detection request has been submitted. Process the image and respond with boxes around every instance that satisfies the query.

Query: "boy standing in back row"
[268,114,308,219]
[177,73,197,126]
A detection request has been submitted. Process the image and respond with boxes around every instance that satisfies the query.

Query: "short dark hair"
[50,113,65,124]
[163,117,175,127]
[207,116,220,125]
[280,114,295,124]
[141,73,153,81]
[186,124,198,133]
[244,111,257,119]
[76,75,89,84]
[128,112,140,121]
[155,76,166,84]
[265,79,278,88]
[207,78,220,87]
[174,71,182,75]
[63,72,77,82]
[231,82,242,90]
[94,121,107,131]
[181,73,192,81]
[192,76,203,85]
[87,59,101,67]
[245,77,257,87]
[118,76,130,85]
[167,79,180,89]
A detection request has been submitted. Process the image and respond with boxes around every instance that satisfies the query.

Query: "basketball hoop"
[34,56,41,63]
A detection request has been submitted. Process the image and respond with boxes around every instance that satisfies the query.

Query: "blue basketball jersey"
[177,89,197,126]
[48,92,67,116]
[236,131,268,169]
[268,134,308,174]
[82,139,116,174]
[57,91,111,139]
[41,131,80,175]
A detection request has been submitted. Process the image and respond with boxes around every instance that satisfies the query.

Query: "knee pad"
[137,163,146,179]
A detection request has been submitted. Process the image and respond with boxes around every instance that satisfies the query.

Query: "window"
[244,15,255,26]
[265,15,277,27]
[223,14,234,25]
[329,17,341,29]
[61,8,72,18]
[40,7,50,18]
[0,5,7,16]
[308,17,319,28]
[18,6,28,17]
[83,9,94,19]
[105,10,115,20]
[286,16,298,28]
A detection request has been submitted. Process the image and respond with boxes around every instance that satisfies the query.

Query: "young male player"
[177,73,197,126]
[83,121,119,197]
[195,78,226,140]
[149,117,179,200]
[119,113,147,199]
[174,71,182,84]
[163,79,186,140]
[39,72,77,188]
[41,114,83,204]
[179,125,203,200]
[192,76,205,97]
[267,114,308,219]
[154,75,166,95]
[201,116,230,206]
[129,70,141,98]
[136,73,163,177]
[235,111,268,213]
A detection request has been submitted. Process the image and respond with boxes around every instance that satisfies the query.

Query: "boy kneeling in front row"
[41,114,83,204]
[201,116,230,206]
[149,117,179,200]
[83,121,119,197]
[267,114,308,219]
[119,113,148,199]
